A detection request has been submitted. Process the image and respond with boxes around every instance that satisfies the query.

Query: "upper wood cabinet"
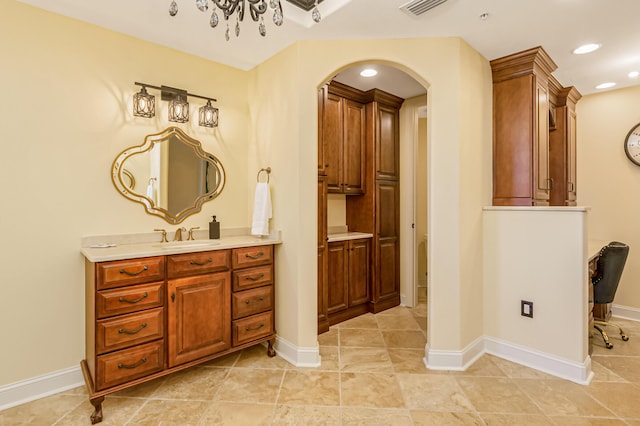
[491,46,557,206]
[372,97,401,181]
[549,77,581,206]
[319,83,366,194]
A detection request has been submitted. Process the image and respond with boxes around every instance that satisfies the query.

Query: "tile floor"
[2,305,640,425]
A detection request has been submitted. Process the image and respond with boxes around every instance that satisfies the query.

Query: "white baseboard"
[0,366,84,411]
[612,304,640,322]
[274,336,321,368]
[423,336,484,371]
[484,336,593,385]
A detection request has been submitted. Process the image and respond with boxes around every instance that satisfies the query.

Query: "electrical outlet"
[521,300,533,318]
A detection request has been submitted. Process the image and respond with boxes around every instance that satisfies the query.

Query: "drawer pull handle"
[119,266,148,276]
[245,323,265,332]
[245,252,264,260]
[118,357,147,369]
[245,297,265,304]
[190,258,213,266]
[118,292,148,304]
[244,273,265,282]
[118,323,148,335]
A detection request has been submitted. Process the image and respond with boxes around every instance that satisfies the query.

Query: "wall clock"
[624,122,640,166]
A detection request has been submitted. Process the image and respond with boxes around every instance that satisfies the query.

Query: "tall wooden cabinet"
[491,46,557,206]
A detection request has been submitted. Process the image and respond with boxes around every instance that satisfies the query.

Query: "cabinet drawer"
[167,250,230,278]
[232,246,273,269]
[97,257,164,290]
[232,311,273,346]
[96,340,164,390]
[96,282,164,319]
[232,286,273,320]
[96,308,164,354]
[232,265,273,291]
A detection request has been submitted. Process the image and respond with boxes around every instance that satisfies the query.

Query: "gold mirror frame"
[112,127,226,224]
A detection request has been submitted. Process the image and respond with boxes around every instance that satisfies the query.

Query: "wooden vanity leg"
[89,396,104,424]
[267,338,276,357]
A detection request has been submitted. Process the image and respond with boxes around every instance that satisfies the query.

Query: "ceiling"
[18,0,640,98]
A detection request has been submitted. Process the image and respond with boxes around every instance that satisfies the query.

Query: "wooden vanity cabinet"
[491,46,557,206]
[82,244,276,424]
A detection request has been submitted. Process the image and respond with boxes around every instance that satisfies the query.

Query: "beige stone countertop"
[81,234,282,263]
[327,232,374,243]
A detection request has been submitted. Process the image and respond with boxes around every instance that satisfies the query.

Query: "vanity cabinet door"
[167,272,231,367]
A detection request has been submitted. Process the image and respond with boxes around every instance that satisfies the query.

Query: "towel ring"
[257,167,271,183]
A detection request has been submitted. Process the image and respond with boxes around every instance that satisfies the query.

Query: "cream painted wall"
[0,2,250,386]
[326,195,347,229]
[577,86,640,311]
[249,39,492,351]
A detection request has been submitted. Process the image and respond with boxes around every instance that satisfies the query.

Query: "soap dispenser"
[209,215,220,239]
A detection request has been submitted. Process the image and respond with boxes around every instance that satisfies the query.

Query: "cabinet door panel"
[167,272,231,367]
[327,241,348,314]
[567,109,577,203]
[535,80,550,203]
[375,181,399,302]
[348,239,370,307]
[375,104,399,181]
[343,99,366,194]
[323,92,343,192]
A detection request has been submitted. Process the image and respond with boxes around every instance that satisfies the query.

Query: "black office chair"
[592,241,630,349]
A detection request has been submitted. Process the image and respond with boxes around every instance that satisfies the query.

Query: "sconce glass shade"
[168,97,189,123]
[199,100,219,127]
[133,86,155,118]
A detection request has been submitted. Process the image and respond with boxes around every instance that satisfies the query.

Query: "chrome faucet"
[174,227,187,241]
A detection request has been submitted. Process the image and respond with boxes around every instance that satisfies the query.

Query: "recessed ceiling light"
[573,43,601,55]
[360,69,378,77]
[595,82,616,90]
[629,71,640,78]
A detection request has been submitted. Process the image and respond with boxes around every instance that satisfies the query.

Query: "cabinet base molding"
[328,304,369,327]
[368,295,401,314]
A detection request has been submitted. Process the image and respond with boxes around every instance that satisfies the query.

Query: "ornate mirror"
[112,127,225,224]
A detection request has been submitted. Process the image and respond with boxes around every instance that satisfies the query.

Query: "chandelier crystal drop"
[312,0,320,23]
[169,0,179,16]
[196,0,209,12]
[210,8,219,27]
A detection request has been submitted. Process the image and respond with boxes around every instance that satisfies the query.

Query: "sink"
[152,240,220,249]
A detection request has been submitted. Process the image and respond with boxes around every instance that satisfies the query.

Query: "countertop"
[327,231,374,243]
[81,234,282,263]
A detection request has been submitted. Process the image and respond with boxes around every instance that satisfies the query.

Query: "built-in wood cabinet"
[549,77,581,206]
[491,46,557,206]
[317,176,330,333]
[82,244,276,424]
[320,83,366,194]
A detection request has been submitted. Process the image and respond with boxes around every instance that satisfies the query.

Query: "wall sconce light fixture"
[133,82,218,127]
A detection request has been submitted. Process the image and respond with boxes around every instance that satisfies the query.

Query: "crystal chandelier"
[169,0,322,41]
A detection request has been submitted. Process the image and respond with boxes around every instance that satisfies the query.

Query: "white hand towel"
[146,181,155,204]
[251,182,272,236]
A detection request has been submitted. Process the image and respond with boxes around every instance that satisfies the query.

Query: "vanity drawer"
[167,250,230,278]
[232,285,273,320]
[96,282,164,319]
[96,308,164,355]
[96,340,164,390]
[232,246,273,269]
[232,265,273,291]
[97,257,165,290]
[232,311,274,346]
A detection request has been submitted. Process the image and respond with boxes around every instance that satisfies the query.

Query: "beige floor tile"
[215,368,284,404]
[449,355,506,378]
[310,345,340,371]
[455,376,542,414]
[396,374,475,411]
[0,394,85,426]
[381,330,426,349]
[339,347,393,373]
[340,372,405,408]
[318,328,339,346]
[151,366,229,400]
[127,399,208,425]
[584,382,640,418]
[339,328,385,347]
[410,410,485,425]
[376,306,414,319]
[590,359,627,383]
[201,351,240,367]
[236,345,290,369]
[547,417,628,426]
[591,355,640,383]
[516,378,614,417]
[388,348,444,374]
[57,396,147,425]
[112,376,167,398]
[376,314,421,330]
[277,370,340,406]
[273,404,341,425]
[341,407,413,425]
[480,413,555,425]
[58,385,89,396]
[198,401,274,425]
[337,313,379,329]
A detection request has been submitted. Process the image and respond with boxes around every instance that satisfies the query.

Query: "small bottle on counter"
[209,215,220,239]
